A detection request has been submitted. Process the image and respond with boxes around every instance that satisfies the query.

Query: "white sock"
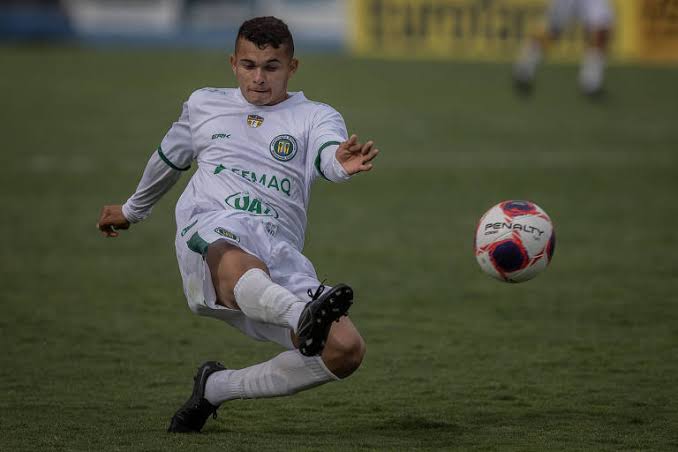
[514,41,542,82]
[579,48,605,94]
[204,350,339,405]
[233,268,306,330]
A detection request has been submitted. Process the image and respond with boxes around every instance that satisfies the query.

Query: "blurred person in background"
[97,16,378,433]
[513,0,615,96]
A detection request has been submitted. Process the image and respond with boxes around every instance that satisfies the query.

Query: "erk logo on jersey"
[247,114,264,128]
[270,134,298,162]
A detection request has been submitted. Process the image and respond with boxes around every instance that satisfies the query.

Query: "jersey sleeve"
[157,101,194,170]
[121,102,194,223]
[307,105,349,182]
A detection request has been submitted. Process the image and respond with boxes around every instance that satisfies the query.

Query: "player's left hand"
[336,134,379,176]
[97,204,130,238]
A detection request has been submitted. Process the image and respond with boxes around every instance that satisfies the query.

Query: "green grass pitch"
[1,46,677,451]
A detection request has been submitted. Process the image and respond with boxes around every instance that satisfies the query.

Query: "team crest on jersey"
[247,114,264,128]
[269,134,298,162]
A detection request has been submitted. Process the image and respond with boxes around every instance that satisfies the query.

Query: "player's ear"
[289,58,299,76]
[229,54,237,74]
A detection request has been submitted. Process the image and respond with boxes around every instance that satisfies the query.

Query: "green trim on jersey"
[157,146,191,171]
[314,141,341,181]
[187,232,210,256]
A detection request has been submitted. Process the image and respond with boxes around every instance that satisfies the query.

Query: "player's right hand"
[336,134,379,176]
[97,205,130,238]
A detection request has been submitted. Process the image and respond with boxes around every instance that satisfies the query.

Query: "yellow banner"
[636,0,678,61]
[349,0,678,63]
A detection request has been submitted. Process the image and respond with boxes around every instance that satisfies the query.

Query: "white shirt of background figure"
[513,0,614,96]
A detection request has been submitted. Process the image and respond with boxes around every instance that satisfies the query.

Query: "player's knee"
[325,332,366,379]
[347,335,367,375]
[206,239,269,309]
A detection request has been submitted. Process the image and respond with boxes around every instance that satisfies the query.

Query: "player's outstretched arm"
[97,204,130,238]
[336,134,379,176]
[96,146,186,238]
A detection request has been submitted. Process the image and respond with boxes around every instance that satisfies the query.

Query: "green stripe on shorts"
[187,232,210,256]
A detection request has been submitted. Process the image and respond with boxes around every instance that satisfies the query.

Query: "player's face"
[230,38,298,106]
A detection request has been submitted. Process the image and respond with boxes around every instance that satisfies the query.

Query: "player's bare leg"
[204,239,355,354]
[204,240,308,329]
[206,239,270,310]
[295,316,366,379]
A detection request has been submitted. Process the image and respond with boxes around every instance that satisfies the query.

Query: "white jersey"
[128,88,349,251]
[547,0,614,31]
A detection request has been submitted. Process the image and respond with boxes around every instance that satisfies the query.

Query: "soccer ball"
[474,200,555,283]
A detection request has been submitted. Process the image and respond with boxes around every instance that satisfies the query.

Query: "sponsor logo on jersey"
[214,227,240,242]
[211,133,231,140]
[270,134,298,162]
[225,192,279,218]
[213,164,292,197]
[247,114,264,128]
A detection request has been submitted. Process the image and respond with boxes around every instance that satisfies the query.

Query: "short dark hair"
[236,16,294,56]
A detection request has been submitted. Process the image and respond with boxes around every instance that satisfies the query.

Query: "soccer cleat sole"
[298,284,353,357]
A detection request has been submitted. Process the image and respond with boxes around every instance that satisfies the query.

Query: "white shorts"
[175,211,322,349]
[548,0,614,33]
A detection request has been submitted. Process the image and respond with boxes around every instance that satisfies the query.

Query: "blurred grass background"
[1,46,677,450]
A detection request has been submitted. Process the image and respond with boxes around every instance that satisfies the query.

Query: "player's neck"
[264,93,290,107]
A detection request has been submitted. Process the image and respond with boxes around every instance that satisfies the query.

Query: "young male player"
[513,0,614,96]
[96,16,378,433]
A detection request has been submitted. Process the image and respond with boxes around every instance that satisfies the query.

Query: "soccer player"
[513,0,614,96]
[96,16,378,433]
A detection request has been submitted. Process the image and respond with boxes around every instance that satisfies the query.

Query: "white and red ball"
[474,200,555,283]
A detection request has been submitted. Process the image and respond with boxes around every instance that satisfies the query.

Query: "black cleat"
[168,361,226,433]
[297,283,354,357]
[513,76,534,96]
[581,85,607,101]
